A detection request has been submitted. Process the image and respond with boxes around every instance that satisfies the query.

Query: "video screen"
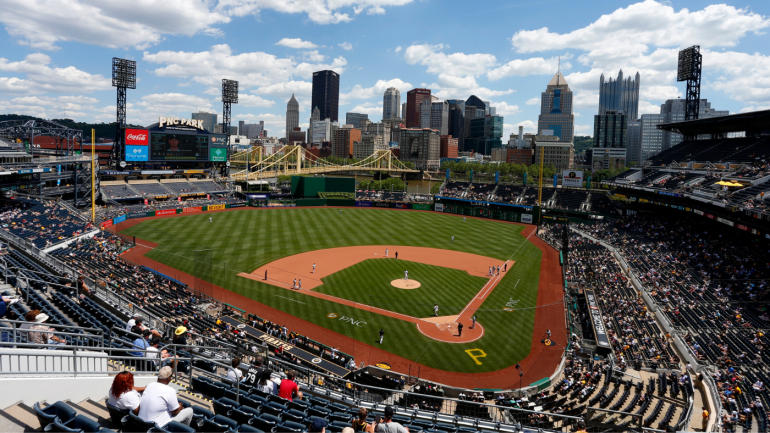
[150,133,208,160]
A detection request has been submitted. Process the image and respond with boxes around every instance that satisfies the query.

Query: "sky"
[0,0,769,140]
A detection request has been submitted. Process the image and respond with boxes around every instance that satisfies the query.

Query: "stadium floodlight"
[222,79,239,104]
[112,58,136,89]
[676,46,702,122]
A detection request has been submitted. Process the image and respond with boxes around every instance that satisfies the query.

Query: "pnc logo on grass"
[326,313,338,319]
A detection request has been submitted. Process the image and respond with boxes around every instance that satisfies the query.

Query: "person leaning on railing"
[29,313,65,348]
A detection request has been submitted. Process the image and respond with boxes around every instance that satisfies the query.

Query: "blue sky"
[0,0,768,140]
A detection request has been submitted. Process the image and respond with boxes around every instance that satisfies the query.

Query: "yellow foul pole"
[91,128,96,222]
[538,145,544,206]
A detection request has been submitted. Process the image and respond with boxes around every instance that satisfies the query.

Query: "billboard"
[150,132,209,160]
[125,129,149,146]
[209,146,227,162]
[126,145,149,161]
[562,170,583,187]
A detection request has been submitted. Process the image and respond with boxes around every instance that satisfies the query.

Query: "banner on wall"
[435,203,445,212]
[144,199,148,205]
[446,168,450,180]
[523,172,527,186]
[129,212,149,219]
[229,203,247,208]
[355,201,372,207]
[208,204,226,210]
[113,215,127,224]
[183,207,202,213]
[411,203,431,210]
[584,288,611,349]
[495,171,499,184]
[394,203,409,209]
[374,202,391,208]
[521,214,533,224]
[156,209,177,216]
[100,220,113,228]
[553,174,558,188]
[562,170,583,188]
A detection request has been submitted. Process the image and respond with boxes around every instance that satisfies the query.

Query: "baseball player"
[463,217,466,222]
[379,329,385,344]
[404,270,408,280]
[451,235,454,242]
[385,249,389,258]
[312,263,316,273]
[298,279,302,290]
[471,315,477,329]
[458,322,464,337]
[293,278,297,288]
[433,303,439,317]
[209,217,212,223]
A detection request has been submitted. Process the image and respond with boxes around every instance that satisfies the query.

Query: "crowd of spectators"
[0,198,94,248]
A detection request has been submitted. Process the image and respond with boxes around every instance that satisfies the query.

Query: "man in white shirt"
[226,358,243,383]
[137,366,193,427]
[126,314,139,332]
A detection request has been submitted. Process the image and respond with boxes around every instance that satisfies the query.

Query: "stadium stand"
[552,190,588,211]
[100,182,142,200]
[161,180,206,195]
[440,181,468,198]
[127,180,176,198]
[492,185,525,204]
[466,183,496,201]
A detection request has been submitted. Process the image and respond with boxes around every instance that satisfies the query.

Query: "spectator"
[308,418,327,433]
[172,326,189,351]
[0,295,18,318]
[226,358,243,382]
[278,370,303,401]
[126,314,140,332]
[352,408,370,432]
[375,406,408,433]
[258,372,278,395]
[244,356,265,387]
[18,309,40,340]
[137,366,193,427]
[107,371,145,412]
[29,313,65,347]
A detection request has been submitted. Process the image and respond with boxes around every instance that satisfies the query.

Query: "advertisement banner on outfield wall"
[113,215,127,224]
[183,207,202,213]
[208,204,226,210]
[521,214,533,224]
[129,212,149,219]
[229,203,247,208]
[156,209,177,216]
[394,203,409,209]
[411,203,431,210]
[373,202,391,208]
[355,201,372,207]
[100,220,113,228]
[435,203,444,212]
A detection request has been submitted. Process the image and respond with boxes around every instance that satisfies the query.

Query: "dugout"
[291,176,355,198]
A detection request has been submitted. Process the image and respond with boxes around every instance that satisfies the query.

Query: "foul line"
[274,295,306,304]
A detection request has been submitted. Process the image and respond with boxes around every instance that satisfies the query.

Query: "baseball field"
[118,207,565,388]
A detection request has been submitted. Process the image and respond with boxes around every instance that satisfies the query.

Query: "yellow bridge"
[229,146,420,181]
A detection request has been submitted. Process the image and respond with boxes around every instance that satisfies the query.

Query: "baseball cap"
[384,406,394,417]
[309,418,327,432]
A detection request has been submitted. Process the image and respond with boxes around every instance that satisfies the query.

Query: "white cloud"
[0,95,101,120]
[129,93,215,124]
[395,46,402,53]
[339,42,353,51]
[255,81,313,98]
[302,50,326,62]
[488,57,566,81]
[503,121,536,140]
[405,44,497,77]
[214,0,414,25]
[143,44,346,89]
[0,0,229,50]
[0,53,111,94]
[348,102,383,117]
[490,101,521,116]
[238,94,275,108]
[276,38,318,49]
[431,75,513,101]
[526,97,539,106]
[340,78,412,103]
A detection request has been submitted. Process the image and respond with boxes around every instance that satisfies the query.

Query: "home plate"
[391,279,421,289]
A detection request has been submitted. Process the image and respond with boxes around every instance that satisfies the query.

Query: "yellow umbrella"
[715,181,732,186]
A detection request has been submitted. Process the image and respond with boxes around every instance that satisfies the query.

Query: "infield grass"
[121,208,543,374]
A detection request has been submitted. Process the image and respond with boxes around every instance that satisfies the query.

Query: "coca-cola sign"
[125,129,149,145]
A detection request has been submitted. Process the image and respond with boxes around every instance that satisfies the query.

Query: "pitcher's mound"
[391,279,421,289]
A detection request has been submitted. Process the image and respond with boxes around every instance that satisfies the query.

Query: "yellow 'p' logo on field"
[465,349,487,365]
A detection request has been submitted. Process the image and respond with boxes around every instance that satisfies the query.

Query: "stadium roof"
[657,109,770,135]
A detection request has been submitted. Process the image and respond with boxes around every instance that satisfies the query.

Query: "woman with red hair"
[107,371,145,413]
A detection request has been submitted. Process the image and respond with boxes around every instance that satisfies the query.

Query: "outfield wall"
[99,202,248,228]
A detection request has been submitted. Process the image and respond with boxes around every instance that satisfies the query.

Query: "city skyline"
[0,0,768,141]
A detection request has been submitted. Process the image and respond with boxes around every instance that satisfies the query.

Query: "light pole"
[515,363,524,398]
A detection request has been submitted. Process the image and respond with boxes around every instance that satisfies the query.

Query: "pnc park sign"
[158,116,206,130]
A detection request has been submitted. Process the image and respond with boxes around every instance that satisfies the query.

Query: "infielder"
[404,270,409,280]
[471,315,477,329]
[385,249,389,258]
[293,278,297,288]
[298,279,302,290]
[312,263,316,273]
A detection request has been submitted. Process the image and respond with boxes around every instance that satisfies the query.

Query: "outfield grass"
[317,259,488,318]
[121,208,542,374]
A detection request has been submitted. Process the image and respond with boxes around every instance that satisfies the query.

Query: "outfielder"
[433,303,439,317]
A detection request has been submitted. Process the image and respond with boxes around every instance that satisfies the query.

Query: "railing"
[1,318,106,349]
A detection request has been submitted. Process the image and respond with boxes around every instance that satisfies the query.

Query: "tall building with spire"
[383,87,401,120]
[285,94,299,140]
[537,66,574,143]
[308,106,321,144]
[599,70,640,121]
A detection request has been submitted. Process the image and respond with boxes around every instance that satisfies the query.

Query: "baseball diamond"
[116,206,565,388]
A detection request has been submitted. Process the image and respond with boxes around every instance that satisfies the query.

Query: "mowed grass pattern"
[317,259,488,318]
[122,208,542,374]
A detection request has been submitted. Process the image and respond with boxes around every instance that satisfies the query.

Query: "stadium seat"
[152,421,196,433]
[34,401,77,430]
[287,400,310,412]
[404,425,425,432]
[203,415,239,433]
[240,395,266,411]
[281,420,306,432]
[124,413,158,432]
[231,406,261,426]
[238,425,264,433]
[213,397,240,416]
[252,416,278,432]
[191,406,215,429]
[53,415,101,433]
[104,401,130,425]
[328,421,351,433]
[282,409,307,424]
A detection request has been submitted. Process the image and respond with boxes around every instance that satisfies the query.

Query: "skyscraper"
[537,69,574,143]
[345,113,369,129]
[308,106,321,144]
[406,88,431,128]
[311,70,340,122]
[446,99,465,151]
[430,100,449,136]
[285,94,299,139]
[599,70,641,121]
[463,95,485,151]
[593,110,627,148]
[192,112,217,133]
[383,87,401,120]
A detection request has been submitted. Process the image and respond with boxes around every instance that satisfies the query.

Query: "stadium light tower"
[677,46,702,123]
[222,79,239,177]
[110,58,136,169]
